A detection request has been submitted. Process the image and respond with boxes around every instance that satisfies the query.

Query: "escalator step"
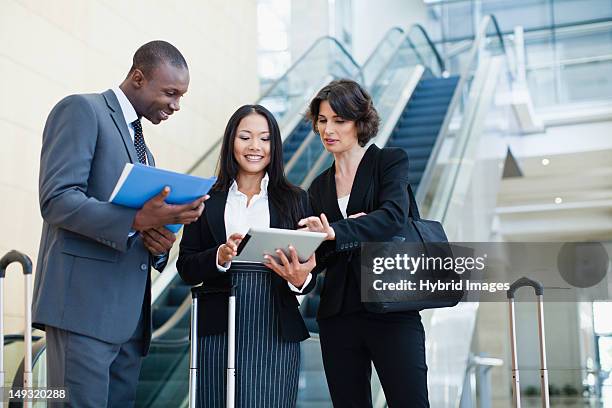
[304,318,319,334]
[413,88,456,99]
[409,171,425,184]
[389,136,437,149]
[393,127,440,139]
[403,105,449,117]
[407,96,453,108]
[411,157,430,170]
[136,380,187,407]
[140,353,180,380]
[397,146,433,158]
[166,285,190,307]
[300,340,325,371]
[397,113,446,127]
[152,306,176,328]
[418,77,459,88]
[297,371,331,402]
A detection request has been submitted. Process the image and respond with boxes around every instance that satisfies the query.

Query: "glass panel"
[553,0,612,25]
[482,0,551,32]
[558,60,612,104]
[442,1,475,40]
[419,16,516,222]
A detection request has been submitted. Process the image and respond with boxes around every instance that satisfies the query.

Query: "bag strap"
[407,184,421,220]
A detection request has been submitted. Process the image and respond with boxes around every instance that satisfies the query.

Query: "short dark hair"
[129,40,188,76]
[307,79,380,147]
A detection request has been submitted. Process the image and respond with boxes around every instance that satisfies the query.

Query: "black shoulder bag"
[363,148,465,312]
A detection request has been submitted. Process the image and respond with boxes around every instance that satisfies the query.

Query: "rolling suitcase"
[189,285,236,408]
[507,277,550,408]
[0,250,33,408]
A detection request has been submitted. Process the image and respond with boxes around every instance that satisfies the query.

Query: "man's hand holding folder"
[109,163,216,234]
[132,186,208,232]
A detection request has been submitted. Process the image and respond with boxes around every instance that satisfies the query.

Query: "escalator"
[385,76,460,191]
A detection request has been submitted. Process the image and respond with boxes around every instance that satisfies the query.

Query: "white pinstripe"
[198,264,299,407]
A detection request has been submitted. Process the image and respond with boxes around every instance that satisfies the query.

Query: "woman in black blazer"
[177,104,316,407]
[299,79,429,407]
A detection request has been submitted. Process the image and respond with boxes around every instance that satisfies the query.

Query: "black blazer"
[177,189,315,342]
[308,144,411,319]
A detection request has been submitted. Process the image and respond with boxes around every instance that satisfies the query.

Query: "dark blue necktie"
[131,118,147,164]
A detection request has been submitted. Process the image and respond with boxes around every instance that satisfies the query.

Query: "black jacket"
[308,145,411,319]
[177,189,315,342]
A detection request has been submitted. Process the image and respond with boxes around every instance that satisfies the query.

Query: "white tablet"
[234,227,327,263]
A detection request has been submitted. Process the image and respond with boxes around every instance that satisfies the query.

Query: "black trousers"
[318,311,429,408]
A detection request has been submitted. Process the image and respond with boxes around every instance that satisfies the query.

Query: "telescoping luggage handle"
[0,250,34,404]
[189,285,237,408]
[506,277,550,408]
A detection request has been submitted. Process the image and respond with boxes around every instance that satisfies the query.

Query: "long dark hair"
[213,104,305,228]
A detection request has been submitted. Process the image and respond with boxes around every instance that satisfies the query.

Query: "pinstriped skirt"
[198,263,300,408]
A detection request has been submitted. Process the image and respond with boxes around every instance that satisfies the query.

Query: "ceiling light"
[554,197,563,204]
[541,158,550,166]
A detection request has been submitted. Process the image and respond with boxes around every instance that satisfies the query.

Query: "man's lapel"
[103,89,139,164]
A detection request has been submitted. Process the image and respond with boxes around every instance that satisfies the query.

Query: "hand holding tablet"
[234,227,327,263]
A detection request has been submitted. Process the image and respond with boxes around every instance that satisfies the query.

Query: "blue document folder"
[109,163,216,233]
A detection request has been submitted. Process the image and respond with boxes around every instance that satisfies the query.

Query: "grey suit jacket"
[33,89,165,351]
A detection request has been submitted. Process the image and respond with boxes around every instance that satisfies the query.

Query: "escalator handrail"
[361,26,405,69]
[410,23,447,73]
[415,14,514,207]
[260,35,363,96]
[152,296,191,341]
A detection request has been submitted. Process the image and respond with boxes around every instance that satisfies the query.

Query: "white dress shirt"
[216,173,312,293]
[111,87,148,165]
[111,87,168,268]
[337,195,350,219]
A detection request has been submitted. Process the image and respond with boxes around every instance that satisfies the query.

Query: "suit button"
[140,264,148,271]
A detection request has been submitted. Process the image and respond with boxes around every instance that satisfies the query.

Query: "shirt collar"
[229,173,269,197]
[111,86,139,128]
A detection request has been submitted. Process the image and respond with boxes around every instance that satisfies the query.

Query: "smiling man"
[33,41,206,407]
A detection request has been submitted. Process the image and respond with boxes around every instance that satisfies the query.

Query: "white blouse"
[216,173,311,293]
[337,195,350,219]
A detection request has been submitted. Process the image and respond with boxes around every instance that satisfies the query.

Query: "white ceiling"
[496,117,612,242]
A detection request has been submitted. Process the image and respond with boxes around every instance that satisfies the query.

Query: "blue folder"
[109,163,216,233]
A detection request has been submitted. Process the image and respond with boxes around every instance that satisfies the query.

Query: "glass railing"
[426,0,612,44]
[521,20,612,107]
[417,14,516,217]
[414,15,517,407]
[361,27,405,88]
[295,24,447,188]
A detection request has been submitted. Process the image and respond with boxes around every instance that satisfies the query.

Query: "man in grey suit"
[33,40,205,407]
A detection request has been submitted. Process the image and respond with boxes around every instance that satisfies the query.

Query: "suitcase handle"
[191,285,232,298]
[0,250,33,277]
[507,277,544,299]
